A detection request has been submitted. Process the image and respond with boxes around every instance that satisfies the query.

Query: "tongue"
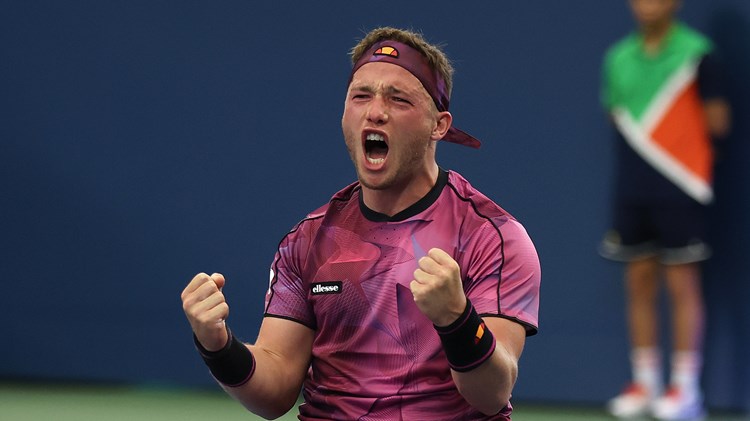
[368,143,388,160]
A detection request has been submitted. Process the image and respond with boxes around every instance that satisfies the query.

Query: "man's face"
[629,0,679,28]
[342,62,440,191]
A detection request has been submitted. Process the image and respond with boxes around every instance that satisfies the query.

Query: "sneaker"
[607,383,658,418]
[652,387,706,420]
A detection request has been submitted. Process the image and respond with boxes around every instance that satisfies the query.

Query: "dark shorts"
[598,201,711,265]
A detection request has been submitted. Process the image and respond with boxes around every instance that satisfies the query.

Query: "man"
[600,1,731,420]
[182,27,541,420]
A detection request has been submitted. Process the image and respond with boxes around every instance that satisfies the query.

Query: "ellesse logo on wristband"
[311,281,343,295]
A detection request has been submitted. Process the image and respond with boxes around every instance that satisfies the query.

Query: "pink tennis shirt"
[265,169,541,420]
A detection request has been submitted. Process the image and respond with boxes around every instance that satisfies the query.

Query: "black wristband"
[194,328,256,387]
[434,299,496,372]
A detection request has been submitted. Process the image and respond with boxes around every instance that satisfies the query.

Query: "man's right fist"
[181,272,230,351]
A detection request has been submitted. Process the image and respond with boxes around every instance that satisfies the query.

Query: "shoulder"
[305,181,360,219]
[670,22,714,58]
[444,170,517,224]
[284,181,361,239]
[678,24,711,44]
[604,32,639,68]
[443,171,538,254]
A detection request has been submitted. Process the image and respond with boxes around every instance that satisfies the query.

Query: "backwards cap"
[348,40,481,149]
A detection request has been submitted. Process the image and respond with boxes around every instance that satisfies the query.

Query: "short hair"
[349,27,455,98]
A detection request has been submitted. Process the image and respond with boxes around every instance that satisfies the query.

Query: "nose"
[366,96,388,125]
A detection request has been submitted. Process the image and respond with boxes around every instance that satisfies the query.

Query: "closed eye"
[351,93,371,101]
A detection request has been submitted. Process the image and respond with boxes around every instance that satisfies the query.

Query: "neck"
[640,20,673,53]
[361,164,439,217]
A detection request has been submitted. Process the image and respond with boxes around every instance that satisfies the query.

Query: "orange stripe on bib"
[651,82,713,184]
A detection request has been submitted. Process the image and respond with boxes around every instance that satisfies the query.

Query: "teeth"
[365,133,386,165]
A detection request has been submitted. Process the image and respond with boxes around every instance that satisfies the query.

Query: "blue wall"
[2,0,749,411]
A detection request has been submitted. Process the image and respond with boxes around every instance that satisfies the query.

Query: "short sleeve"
[464,218,541,336]
[264,223,316,329]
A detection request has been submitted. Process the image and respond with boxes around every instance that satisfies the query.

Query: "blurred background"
[2,0,749,418]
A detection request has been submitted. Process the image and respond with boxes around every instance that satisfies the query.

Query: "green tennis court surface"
[1,382,746,421]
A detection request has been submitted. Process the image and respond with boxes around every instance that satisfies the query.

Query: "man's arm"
[221,317,314,419]
[698,52,732,139]
[411,248,534,415]
[182,273,313,420]
[451,317,526,415]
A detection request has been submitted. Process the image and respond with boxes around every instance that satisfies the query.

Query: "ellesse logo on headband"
[311,281,343,295]
[373,46,399,58]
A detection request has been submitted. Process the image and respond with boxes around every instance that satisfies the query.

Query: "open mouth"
[364,132,388,164]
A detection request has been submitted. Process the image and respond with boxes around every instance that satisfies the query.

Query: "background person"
[599,1,731,419]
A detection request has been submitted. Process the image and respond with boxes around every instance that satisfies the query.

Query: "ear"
[430,111,452,141]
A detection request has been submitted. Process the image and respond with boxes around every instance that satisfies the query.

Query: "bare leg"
[652,262,706,417]
[625,257,661,348]
[607,257,663,417]
[663,262,705,352]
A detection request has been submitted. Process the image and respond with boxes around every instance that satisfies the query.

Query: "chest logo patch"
[311,281,343,295]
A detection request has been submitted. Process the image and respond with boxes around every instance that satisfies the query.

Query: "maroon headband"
[348,40,482,149]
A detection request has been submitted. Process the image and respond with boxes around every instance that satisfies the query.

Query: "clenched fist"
[410,248,467,327]
[181,272,230,351]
